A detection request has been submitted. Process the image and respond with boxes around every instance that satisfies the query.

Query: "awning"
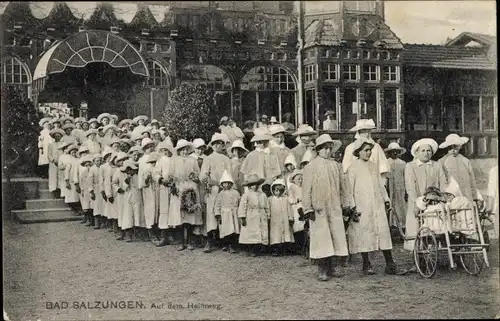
[33,30,149,92]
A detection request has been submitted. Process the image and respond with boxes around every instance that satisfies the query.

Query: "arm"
[288,185,298,205]
[104,168,113,198]
[466,158,478,198]
[301,164,314,214]
[199,157,210,183]
[263,195,270,220]
[347,166,357,209]
[437,163,449,191]
[214,193,222,218]
[339,165,354,209]
[404,163,418,202]
[237,193,248,218]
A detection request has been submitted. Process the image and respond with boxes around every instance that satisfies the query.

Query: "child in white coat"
[79,155,95,226]
[268,179,294,256]
[214,170,241,254]
[90,154,105,229]
[288,170,306,254]
[120,160,143,242]
[113,152,130,240]
[154,140,174,247]
[64,144,80,213]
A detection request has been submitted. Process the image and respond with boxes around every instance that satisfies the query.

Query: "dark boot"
[362,252,375,275]
[147,229,155,242]
[156,230,169,247]
[328,257,344,278]
[116,230,125,240]
[80,213,89,224]
[107,219,114,232]
[125,229,134,243]
[317,258,331,281]
[86,214,95,227]
[203,239,213,253]
[94,216,101,230]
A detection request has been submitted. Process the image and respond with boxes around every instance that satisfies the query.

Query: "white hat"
[109,137,121,146]
[141,138,155,150]
[192,138,207,149]
[156,140,174,153]
[438,134,469,149]
[118,119,132,128]
[133,115,148,124]
[314,134,341,153]
[290,169,303,182]
[146,152,161,163]
[67,144,79,153]
[269,124,286,136]
[292,124,316,137]
[74,117,85,124]
[80,154,94,166]
[49,128,65,138]
[62,123,75,131]
[175,139,193,152]
[230,140,248,153]
[141,128,152,136]
[271,178,286,190]
[39,117,52,127]
[128,145,143,155]
[411,138,438,157]
[209,133,229,146]
[349,119,376,132]
[284,153,297,167]
[352,138,376,156]
[97,113,111,123]
[269,116,278,124]
[57,141,72,150]
[251,127,274,143]
[120,159,138,172]
[219,170,234,184]
[102,147,113,158]
[102,124,118,133]
[85,129,98,137]
[78,145,90,155]
[150,119,160,125]
[220,116,229,124]
[114,152,129,164]
[301,149,315,164]
[109,114,118,122]
[88,118,98,124]
[384,142,406,155]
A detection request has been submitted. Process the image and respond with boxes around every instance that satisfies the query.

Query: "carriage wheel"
[459,235,484,276]
[413,227,439,278]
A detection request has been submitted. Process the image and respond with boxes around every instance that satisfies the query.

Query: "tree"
[161,83,219,143]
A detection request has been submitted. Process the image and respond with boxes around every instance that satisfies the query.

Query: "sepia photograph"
[1,1,498,320]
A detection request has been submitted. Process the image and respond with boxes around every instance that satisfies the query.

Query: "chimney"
[376,0,385,21]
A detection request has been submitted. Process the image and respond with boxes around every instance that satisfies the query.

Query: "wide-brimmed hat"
[120,138,133,146]
[49,128,65,138]
[150,119,160,125]
[219,170,234,184]
[301,149,315,164]
[156,140,174,153]
[384,142,406,155]
[85,129,98,137]
[251,127,274,143]
[79,154,94,166]
[109,137,121,147]
[128,145,143,155]
[411,138,438,157]
[324,110,335,117]
[243,174,265,187]
[88,118,98,124]
[97,113,111,123]
[146,152,161,163]
[284,154,297,167]
[141,137,155,150]
[92,153,103,160]
[209,133,229,146]
[118,119,132,128]
[58,141,72,150]
[51,118,62,125]
[39,117,52,127]
[74,117,85,124]
[102,124,119,134]
[141,128,152,136]
[352,138,376,156]
[67,144,79,153]
[292,124,316,137]
[192,138,207,149]
[133,115,148,124]
[290,170,303,182]
[114,152,129,164]
[175,139,193,152]
[120,159,138,172]
[349,119,376,132]
[102,147,114,159]
[260,114,268,120]
[269,124,287,136]
[269,116,278,124]
[60,116,75,124]
[230,140,248,153]
[109,114,118,122]
[130,132,142,142]
[220,116,229,124]
[439,134,469,149]
[314,134,341,153]
[62,123,75,131]
[78,145,90,155]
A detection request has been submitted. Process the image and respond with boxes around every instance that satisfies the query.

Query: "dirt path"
[3,219,499,320]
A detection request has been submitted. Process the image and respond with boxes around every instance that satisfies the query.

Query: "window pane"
[443,97,462,131]
[341,88,358,130]
[464,96,480,132]
[363,88,378,122]
[383,89,398,129]
[304,89,315,125]
[319,89,337,127]
[482,96,495,130]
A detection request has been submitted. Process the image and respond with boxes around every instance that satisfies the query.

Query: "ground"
[3,219,499,320]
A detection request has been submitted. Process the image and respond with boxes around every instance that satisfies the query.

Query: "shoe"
[363,266,376,275]
[187,244,195,251]
[116,231,125,241]
[317,262,331,281]
[229,246,238,254]
[250,251,258,257]
[221,246,229,252]
[156,238,169,247]
[177,244,187,251]
[203,243,212,253]
[271,250,279,257]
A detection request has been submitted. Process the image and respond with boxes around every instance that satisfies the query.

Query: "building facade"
[0,1,496,156]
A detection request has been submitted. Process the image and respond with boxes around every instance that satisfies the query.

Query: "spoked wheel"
[459,234,484,276]
[414,227,439,278]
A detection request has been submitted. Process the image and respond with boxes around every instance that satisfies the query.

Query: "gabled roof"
[445,32,496,48]
[403,44,496,70]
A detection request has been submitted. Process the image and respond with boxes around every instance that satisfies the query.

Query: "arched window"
[181,65,232,91]
[147,60,169,87]
[1,56,31,85]
[241,66,296,91]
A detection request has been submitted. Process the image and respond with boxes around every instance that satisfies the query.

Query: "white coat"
[439,154,477,202]
[268,195,294,245]
[214,189,241,238]
[38,129,52,165]
[58,153,71,198]
[90,165,105,216]
[100,163,111,218]
[138,154,158,228]
[64,156,80,203]
[154,155,172,230]
[79,165,93,211]
[105,166,119,220]
[387,158,407,227]
[112,169,127,227]
[238,190,270,245]
[342,140,389,180]
[47,142,61,192]
[121,174,143,230]
[487,166,498,239]
[288,183,304,232]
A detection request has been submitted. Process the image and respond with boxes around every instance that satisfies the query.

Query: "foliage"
[1,86,40,176]
[161,83,219,143]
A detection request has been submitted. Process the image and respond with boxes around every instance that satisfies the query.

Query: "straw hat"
[301,149,315,164]
[384,142,406,155]
[62,123,75,131]
[290,169,303,182]
[220,116,229,124]
[349,119,376,132]
[74,117,85,124]
[352,138,376,156]
[324,110,335,117]
[314,134,341,152]
[193,138,207,149]
[292,124,316,137]
[219,170,234,184]
[146,152,161,163]
[49,128,65,138]
[175,139,193,152]
[92,153,103,160]
[85,129,98,137]
[79,154,94,166]
[411,138,438,157]
[120,159,138,172]
[118,119,132,128]
[243,174,265,186]
[78,145,90,155]
[60,116,74,124]
[230,140,248,153]
[269,124,287,136]
[128,145,143,155]
[109,114,118,122]
[251,127,274,143]
[133,115,148,124]
[284,154,297,167]
[102,147,114,159]
[114,152,129,164]
[39,117,52,127]
[438,134,469,149]
[58,141,72,150]
[150,119,160,125]
[209,133,229,146]
[67,144,79,153]
[141,128,152,136]
[156,140,174,153]
[109,137,121,147]
[141,138,155,150]
[51,118,62,125]
[102,124,118,133]
[97,113,111,123]
[88,118,98,124]
[269,116,278,124]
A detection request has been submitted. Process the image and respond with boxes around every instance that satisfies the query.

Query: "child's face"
[132,153,141,161]
[90,122,98,129]
[285,164,295,173]
[152,124,159,130]
[112,143,120,151]
[135,139,142,146]
[293,175,303,186]
[154,133,162,141]
[102,118,109,125]
[70,150,77,157]
[272,185,285,197]
[138,119,145,126]
[65,128,72,135]
[84,162,92,168]
[221,182,232,190]
[248,185,258,192]
[94,158,102,167]
[143,132,151,139]
[300,161,308,169]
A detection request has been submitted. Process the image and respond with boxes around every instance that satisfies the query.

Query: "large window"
[464,96,480,132]
[482,96,495,131]
[241,66,296,91]
[383,89,398,130]
[363,88,378,123]
[341,88,359,130]
[304,65,316,82]
[383,65,398,82]
[181,65,232,91]
[443,96,462,131]
[322,63,338,81]
[147,60,169,87]
[363,64,378,82]
[1,56,32,98]
[343,64,358,81]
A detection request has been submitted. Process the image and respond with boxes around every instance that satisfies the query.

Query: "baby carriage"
[413,188,490,278]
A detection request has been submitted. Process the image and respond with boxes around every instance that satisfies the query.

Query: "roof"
[445,32,496,47]
[403,44,496,70]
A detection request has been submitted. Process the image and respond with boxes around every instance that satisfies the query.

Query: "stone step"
[25,198,67,210]
[38,189,54,199]
[12,208,81,224]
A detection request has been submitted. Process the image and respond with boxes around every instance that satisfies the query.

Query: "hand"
[216,215,222,225]
[108,196,114,204]
[145,176,152,185]
[90,191,96,200]
[404,193,408,202]
[240,217,247,227]
[385,201,391,211]
[117,188,125,194]
[66,181,71,190]
[124,178,130,185]
[75,185,81,194]
[101,191,107,201]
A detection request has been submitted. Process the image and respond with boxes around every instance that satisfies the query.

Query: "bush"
[161,83,219,143]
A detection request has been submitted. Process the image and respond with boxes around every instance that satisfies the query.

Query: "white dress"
[38,129,52,165]
[154,155,172,230]
[64,156,80,203]
[138,154,157,229]
[121,174,143,230]
[268,195,294,245]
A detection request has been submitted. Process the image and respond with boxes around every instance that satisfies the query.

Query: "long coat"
[58,153,71,198]
[90,165,105,216]
[47,141,61,192]
[240,148,282,183]
[121,174,143,230]
[199,151,232,233]
[288,183,304,232]
[64,156,80,203]
[387,158,407,227]
[104,166,119,220]
[78,165,93,211]
[214,189,241,238]
[439,154,477,202]
[38,129,52,165]
[238,190,270,245]
[270,142,291,174]
[230,157,245,194]
[268,195,294,245]
[404,159,448,250]
[347,159,392,254]
[138,153,158,229]
[85,139,102,155]
[302,156,351,259]
[154,155,172,230]
[112,169,127,228]
[100,162,111,218]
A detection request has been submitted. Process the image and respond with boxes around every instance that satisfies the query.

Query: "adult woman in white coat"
[154,139,175,247]
[38,117,52,178]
